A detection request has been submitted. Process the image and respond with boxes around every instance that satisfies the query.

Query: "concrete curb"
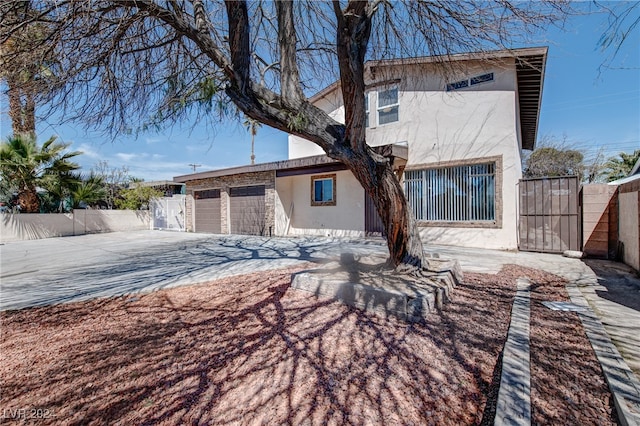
[494,278,532,426]
[290,256,461,323]
[567,285,640,426]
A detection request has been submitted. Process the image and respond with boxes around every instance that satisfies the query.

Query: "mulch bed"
[0,264,616,425]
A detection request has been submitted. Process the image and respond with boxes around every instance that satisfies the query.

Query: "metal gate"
[151,195,186,231]
[518,176,581,253]
[364,192,384,236]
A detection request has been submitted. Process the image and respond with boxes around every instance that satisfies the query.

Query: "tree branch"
[275,0,304,106]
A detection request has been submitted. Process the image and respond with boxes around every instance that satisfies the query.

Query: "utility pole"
[188,163,202,173]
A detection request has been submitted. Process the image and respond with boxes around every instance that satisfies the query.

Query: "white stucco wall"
[275,170,365,237]
[285,58,524,250]
[619,191,640,271]
[0,210,151,243]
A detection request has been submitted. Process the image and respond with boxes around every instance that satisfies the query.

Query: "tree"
[115,185,162,211]
[91,160,131,210]
[243,116,261,165]
[0,1,569,270]
[0,135,81,212]
[524,147,585,179]
[72,173,107,209]
[40,169,81,212]
[596,1,640,71]
[600,149,640,182]
[0,1,56,137]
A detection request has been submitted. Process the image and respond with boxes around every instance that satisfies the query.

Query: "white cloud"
[145,137,162,145]
[115,152,144,162]
[77,143,102,159]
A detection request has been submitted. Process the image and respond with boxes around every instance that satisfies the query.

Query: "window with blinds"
[405,163,496,222]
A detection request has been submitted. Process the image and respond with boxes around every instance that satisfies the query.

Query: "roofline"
[518,48,548,150]
[309,47,549,103]
[173,144,409,183]
[369,46,549,69]
[174,155,340,182]
[130,180,185,188]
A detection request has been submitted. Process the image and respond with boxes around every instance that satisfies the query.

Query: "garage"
[194,189,221,233]
[229,185,266,235]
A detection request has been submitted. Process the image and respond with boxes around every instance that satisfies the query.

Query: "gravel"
[0,264,617,425]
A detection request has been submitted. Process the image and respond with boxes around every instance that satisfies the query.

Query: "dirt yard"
[0,264,616,425]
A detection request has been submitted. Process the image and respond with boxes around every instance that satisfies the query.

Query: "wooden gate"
[518,176,581,253]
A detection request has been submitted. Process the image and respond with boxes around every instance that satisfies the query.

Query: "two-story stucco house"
[174,46,547,250]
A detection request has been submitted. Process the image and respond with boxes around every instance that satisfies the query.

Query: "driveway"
[2,230,639,382]
[0,231,387,311]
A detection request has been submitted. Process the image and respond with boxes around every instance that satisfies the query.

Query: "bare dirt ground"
[0,264,616,425]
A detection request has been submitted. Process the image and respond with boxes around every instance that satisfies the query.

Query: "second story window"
[365,93,370,128]
[377,87,399,125]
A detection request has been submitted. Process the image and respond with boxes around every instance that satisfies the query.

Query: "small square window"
[377,87,399,125]
[311,174,336,206]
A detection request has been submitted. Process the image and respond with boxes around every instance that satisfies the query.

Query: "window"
[446,79,469,92]
[377,87,399,125]
[470,72,494,86]
[364,93,370,128]
[311,174,336,206]
[405,162,496,222]
[194,189,220,199]
[446,72,494,91]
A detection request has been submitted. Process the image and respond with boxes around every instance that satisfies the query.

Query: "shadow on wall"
[0,210,151,243]
[1,212,74,242]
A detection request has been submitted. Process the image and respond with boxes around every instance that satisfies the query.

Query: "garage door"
[229,185,266,235]
[194,189,221,233]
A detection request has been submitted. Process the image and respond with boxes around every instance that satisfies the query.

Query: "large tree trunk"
[144,0,426,270]
[6,75,36,138]
[343,151,425,269]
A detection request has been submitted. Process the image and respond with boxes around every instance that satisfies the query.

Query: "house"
[174,47,547,250]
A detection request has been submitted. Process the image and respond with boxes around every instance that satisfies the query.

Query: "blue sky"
[1,3,638,182]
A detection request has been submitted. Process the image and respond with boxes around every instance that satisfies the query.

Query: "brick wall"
[184,170,276,235]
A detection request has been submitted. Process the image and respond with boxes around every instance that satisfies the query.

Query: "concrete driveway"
[0,230,388,311]
[2,230,639,384]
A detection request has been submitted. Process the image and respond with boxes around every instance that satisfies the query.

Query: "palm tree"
[41,170,81,212]
[1,3,56,137]
[601,150,640,182]
[0,135,81,212]
[243,117,261,165]
[72,173,107,209]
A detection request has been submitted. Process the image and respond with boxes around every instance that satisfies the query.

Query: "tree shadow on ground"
[1,265,517,425]
[585,259,640,312]
[0,235,382,311]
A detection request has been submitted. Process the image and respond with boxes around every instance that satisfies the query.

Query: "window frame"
[404,156,503,228]
[364,92,370,128]
[376,86,399,125]
[310,173,337,206]
[194,188,221,200]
